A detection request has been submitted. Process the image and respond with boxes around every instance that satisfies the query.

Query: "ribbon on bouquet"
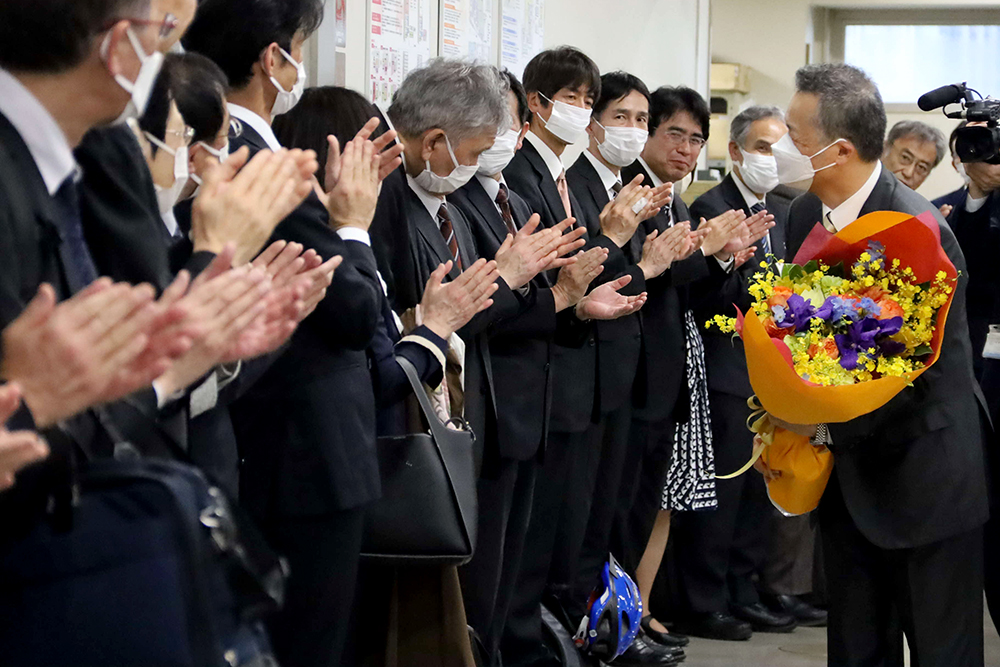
[715,396,772,480]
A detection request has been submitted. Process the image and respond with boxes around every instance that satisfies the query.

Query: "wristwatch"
[810,423,831,446]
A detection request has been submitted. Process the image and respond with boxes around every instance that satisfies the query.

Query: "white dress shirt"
[476,173,510,217]
[0,68,78,195]
[821,161,882,232]
[524,128,566,182]
[583,149,623,201]
[637,157,665,189]
[406,173,447,224]
[227,102,372,246]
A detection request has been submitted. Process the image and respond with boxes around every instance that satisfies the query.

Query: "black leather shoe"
[608,633,680,666]
[763,594,828,627]
[730,602,797,633]
[640,617,690,648]
[675,612,752,641]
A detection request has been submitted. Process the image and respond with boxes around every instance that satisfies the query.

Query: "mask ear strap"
[443,134,460,169]
[143,131,176,156]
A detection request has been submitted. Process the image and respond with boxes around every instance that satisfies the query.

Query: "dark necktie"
[52,177,99,294]
[495,183,518,236]
[612,181,623,199]
[751,201,771,257]
[437,203,463,271]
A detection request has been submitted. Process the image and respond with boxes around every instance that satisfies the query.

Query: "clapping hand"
[320,117,405,194]
[638,222,692,280]
[420,259,500,339]
[192,147,317,265]
[0,384,48,491]
[599,176,653,248]
[699,210,746,258]
[495,215,586,289]
[637,181,674,222]
[576,274,647,321]
[552,246,610,312]
[325,136,381,233]
[1,280,191,428]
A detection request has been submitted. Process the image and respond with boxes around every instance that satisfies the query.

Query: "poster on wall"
[499,0,544,80]
[336,0,346,48]
[440,0,494,62]
[368,0,433,108]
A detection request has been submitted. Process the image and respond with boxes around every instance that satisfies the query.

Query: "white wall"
[710,0,996,201]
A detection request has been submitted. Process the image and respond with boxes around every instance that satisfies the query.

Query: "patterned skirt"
[661,309,718,512]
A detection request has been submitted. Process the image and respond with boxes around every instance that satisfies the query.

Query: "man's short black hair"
[139,53,230,151]
[648,86,710,139]
[273,86,383,189]
[950,120,969,156]
[593,71,650,119]
[522,46,601,111]
[502,69,530,125]
[183,0,324,90]
[0,0,150,73]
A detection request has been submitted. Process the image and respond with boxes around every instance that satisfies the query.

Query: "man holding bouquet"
[767,63,989,667]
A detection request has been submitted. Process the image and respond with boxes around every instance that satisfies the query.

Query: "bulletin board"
[440,0,496,62]
[499,0,544,80]
[367,0,435,108]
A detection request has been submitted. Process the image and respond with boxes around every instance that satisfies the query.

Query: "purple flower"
[774,293,819,333]
[834,316,904,370]
[823,296,859,324]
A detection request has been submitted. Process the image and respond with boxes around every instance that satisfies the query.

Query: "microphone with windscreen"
[917,83,966,112]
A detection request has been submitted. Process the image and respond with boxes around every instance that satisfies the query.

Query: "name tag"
[984,325,1000,359]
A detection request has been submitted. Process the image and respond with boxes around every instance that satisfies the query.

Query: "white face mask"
[738,149,779,194]
[270,47,306,117]
[190,140,231,187]
[771,133,843,189]
[595,121,648,168]
[145,132,190,214]
[415,134,479,195]
[103,27,165,124]
[478,127,520,176]
[956,160,972,187]
[538,94,592,145]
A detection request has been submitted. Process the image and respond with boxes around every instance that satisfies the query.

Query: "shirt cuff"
[337,228,371,246]
[708,249,735,272]
[152,379,186,410]
[966,193,989,213]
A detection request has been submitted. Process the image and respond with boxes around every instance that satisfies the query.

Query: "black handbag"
[361,357,478,564]
[0,407,287,667]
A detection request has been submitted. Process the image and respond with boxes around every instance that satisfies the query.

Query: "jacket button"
[544,363,551,372]
[588,339,596,347]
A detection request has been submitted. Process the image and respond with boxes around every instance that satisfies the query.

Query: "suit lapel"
[408,190,457,278]
[720,175,750,216]
[450,204,478,267]
[859,168,897,218]
[231,122,269,153]
[521,141,566,227]
[467,179,510,247]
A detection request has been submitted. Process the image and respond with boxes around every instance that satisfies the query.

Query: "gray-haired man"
[882,120,946,192]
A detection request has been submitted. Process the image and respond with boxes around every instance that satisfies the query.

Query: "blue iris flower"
[834,316,904,370]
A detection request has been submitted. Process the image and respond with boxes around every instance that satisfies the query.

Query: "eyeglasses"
[663,130,706,149]
[896,150,932,177]
[104,13,179,39]
[165,126,196,146]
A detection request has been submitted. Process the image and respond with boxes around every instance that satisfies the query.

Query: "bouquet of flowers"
[706,211,959,515]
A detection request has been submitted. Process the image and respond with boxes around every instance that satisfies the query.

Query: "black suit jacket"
[787,167,989,549]
[448,178,558,462]
[370,168,523,470]
[566,155,645,415]
[227,122,384,517]
[0,112,183,538]
[503,141,623,432]
[621,160,711,423]
[689,173,789,398]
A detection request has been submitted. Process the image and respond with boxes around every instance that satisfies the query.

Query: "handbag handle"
[394,356,471,443]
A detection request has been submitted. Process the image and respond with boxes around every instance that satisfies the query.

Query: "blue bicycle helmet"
[573,554,643,660]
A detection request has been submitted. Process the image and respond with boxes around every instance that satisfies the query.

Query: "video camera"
[918,82,1000,164]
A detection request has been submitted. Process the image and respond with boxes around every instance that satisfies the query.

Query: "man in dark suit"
[932,122,971,219]
[183,3,401,665]
[564,71,699,667]
[684,106,820,637]
[499,49,658,667]
[447,71,613,667]
[768,63,989,667]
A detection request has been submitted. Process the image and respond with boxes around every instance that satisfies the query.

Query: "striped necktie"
[751,202,771,257]
[437,203,463,270]
[495,183,518,236]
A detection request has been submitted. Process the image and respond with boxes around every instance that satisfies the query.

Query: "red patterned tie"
[437,203,463,270]
[495,183,518,236]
